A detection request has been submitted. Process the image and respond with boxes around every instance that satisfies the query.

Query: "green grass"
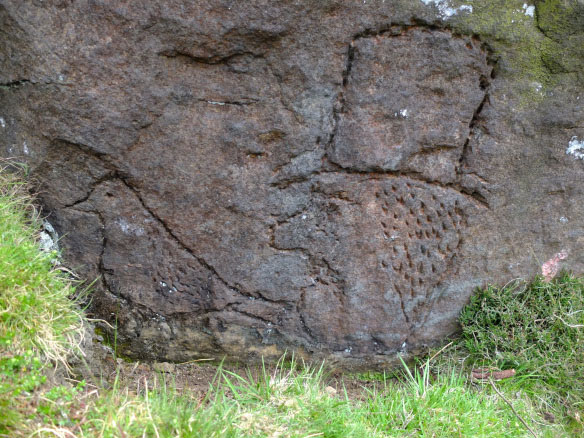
[459,276,584,433]
[31,358,549,438]
[364,362,545,438]
[0,165,582,437]
[0,169,83,363]
[0,167,85,434]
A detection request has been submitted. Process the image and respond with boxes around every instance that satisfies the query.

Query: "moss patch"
[450,0,583,104]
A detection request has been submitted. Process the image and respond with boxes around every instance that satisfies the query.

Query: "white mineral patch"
[43,220,56,234]
[560,216,569,224]
[39,220,59,255]
[116,218,146,236]
[566,136,584,160]
[533,82,543,94]
[23,141,29,155]
[207,101,225,106]
[0,117,5,128]
[522,3,535,17]
[421,0,472,18]
[399,109,408,118]
[39,232,55,253]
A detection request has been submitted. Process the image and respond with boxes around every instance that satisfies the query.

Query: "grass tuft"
[365,360,544,438]
[0,166,85,433]
[459,274,584,432]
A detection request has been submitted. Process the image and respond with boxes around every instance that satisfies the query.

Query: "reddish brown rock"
[1,0,583,368]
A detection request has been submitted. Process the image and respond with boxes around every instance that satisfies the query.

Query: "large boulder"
[1,0,583,368]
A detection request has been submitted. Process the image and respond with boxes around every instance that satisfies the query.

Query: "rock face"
[1,0,584,368]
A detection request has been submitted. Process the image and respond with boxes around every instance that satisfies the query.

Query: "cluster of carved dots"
[376,180,465,298]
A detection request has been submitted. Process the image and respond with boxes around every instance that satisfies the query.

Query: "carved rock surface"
[1,1,583,368]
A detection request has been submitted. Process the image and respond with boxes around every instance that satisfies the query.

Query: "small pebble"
[325,386,337,396]
[152,362,176,373]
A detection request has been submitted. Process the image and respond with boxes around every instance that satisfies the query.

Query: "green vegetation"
[449,0,584,105]
[456,0,549,84]
[0,167,83,365]
[1,167,583,437]
[0,166,85,433]
[460,276,584,432]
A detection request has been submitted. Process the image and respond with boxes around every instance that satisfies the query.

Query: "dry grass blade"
[471,368,516,382]
[488,378,538,438]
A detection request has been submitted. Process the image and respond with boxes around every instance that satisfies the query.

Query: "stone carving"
[1,1,583,368]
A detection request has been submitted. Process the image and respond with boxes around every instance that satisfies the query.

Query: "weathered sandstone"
[1,0,583,368]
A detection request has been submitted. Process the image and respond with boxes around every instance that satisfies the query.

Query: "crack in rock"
[22,19,504,365]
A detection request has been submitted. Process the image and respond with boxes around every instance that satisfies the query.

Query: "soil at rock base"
[74,328,379,402]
